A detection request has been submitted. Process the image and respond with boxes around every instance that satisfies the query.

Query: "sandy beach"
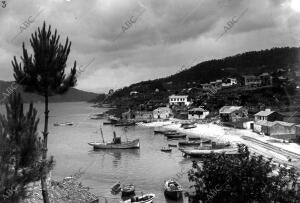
[137,119,300,169]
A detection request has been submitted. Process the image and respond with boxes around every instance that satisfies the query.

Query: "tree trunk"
[41,93,50,203]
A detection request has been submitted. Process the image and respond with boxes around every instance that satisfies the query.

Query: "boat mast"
[100,126,105,143]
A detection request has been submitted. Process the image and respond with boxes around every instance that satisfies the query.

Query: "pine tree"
[0,92,51,202]
[12,22,77,203]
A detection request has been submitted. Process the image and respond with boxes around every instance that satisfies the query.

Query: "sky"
[0,0,300,93]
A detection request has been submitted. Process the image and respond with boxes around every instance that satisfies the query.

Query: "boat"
[164,179,183,200]
[161,147,172,153]
[188,136,201,141]
[178,141,201,147]
[182,124,197,129]
[163,130,178,136]
[179,144,238,158]
[89,139,140,150]
[165,134,186,139]
[121,184,135,197]
[188,137,211,143]
[124,193,155,203]
[108,116,120,123]
[111,181,121,194]
[90,113,106,120]
[103,121,115,125]
[88,129,140,149]
[168,144,177,147]
[115,122,136,127]
[53,122,74,126]
[154,129,168,134]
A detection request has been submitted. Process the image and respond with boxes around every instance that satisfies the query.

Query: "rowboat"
[161,147,172,153]
[163,130,178,136]
[111,181,121,194]
[182,124,197,129]
[89,113,106,120]
[168,144,177,147]
[153,129,167,134]
[53,122,74,126]
[88,139,140,149]
[164,179,183,200]
[115,122,136,127]
[121,184,135,197]
[165,134,186,139]
[124,193,155,203]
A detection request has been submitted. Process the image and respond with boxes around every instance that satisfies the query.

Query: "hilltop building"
[169,95,190,106]
[242,75,262,87]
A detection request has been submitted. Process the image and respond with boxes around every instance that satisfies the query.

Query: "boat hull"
[164,190,182,200]
[124,194,155,203]
[165,134,186,139]
[88,139,140,149]
[180,147,239,157]
[164,179,183,201]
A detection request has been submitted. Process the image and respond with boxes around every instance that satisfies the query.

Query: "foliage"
[0,93,54,203]
[12,21,76,203]
[188,144,300,203]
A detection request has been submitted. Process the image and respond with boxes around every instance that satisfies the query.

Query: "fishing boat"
[90,113,106,120]
[124,193,155,203]
[53,122,74,126]
[154,129,168,134]
[121,184,135,197]
[161,147,172,153]
[188,136,201,141]
[164,179,183,200]
[108,116,120,123]
[168,144,177,147]
[88,129,140,149]
[111,181,121,194]
[165,133,186,139]
[103,121,115,125]
[188,137,211,143]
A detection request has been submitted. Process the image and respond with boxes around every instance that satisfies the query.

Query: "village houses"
[219,106,248,123]
[153,107,173,119]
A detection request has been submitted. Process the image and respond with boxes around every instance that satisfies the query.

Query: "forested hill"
[0,80,98,103]
[111,47,300,98]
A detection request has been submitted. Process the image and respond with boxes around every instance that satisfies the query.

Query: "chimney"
[265,108,271,112]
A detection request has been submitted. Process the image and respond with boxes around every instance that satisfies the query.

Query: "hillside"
[110,47,300,99]
[0,80,99,103]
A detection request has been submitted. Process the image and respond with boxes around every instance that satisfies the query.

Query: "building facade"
[169,95,190,106]
[188,107,209,120]
[219,106,248,122]
[242,75,262,87]
[254,109,283,122]
[153,107,173,119]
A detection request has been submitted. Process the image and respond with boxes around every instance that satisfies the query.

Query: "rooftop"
[255,110,275,117]
[188,107,207,112]
[219,106,243,114]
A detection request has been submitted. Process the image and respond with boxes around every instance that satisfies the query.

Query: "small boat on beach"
[165,133,186,139]
[188,136,211,142]
[161,147,172,153]
[164,179,183,200]
[111,181,121,194]
[121,184,135,197]
[154,129,168,134]
[53,122,74,126]
[124,193,155,203]
[168,144,177,147]
[182,124,197,129]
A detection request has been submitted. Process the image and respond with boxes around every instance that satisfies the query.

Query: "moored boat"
[154,129,168,134]
[53,122,74,126]
[88,139,140,149]
[178,141,201,147]
[121,184,135,197]
[124,193,155,203]
[161,147,172,153]
[163,130,178,136]
[164,179,183,200]
[168,144,177,147]
[165,133,186,139]
[115,122,136,127]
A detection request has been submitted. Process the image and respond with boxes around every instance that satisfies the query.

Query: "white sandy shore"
[137,119,300,168]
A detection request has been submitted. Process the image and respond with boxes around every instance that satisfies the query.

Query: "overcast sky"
[0,0,300,93]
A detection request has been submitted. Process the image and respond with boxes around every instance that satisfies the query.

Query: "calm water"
[1,102,193,202]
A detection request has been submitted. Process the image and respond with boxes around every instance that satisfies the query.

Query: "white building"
[153,107,172,119]
[188,107,209,120]
[169,95,190,106]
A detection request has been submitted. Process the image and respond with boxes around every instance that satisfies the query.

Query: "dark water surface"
[1,102,193,202]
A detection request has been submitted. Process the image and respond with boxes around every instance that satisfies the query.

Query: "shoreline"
[137,119,300,169]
